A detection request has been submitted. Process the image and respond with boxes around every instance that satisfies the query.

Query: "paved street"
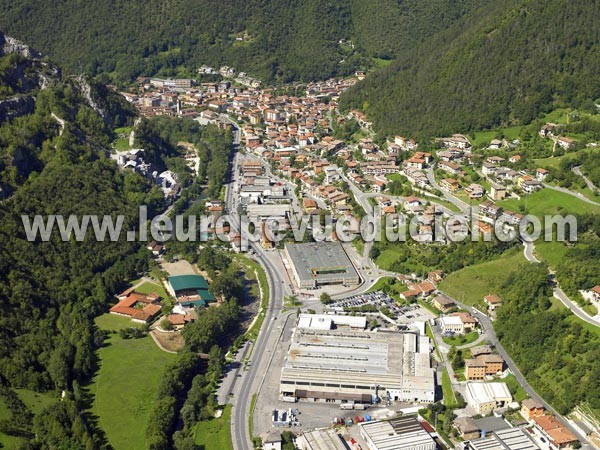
[438,291,594,450]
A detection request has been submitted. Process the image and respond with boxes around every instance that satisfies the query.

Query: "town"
[99,63,600,450]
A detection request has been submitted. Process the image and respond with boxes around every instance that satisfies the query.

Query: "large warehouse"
[284,241,360,289]
[279,323,435,404]
[359,416,437,450]
[167,274,216,307]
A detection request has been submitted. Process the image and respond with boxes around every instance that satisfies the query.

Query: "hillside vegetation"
[0,0,482,84]
[341,0,600,137]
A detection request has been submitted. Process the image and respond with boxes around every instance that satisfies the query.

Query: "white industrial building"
[295,429,348,450]
[280,324,435,404]
[359,416,436,450]
[466,427,540,450]
[297,313,366,330]
[466,382,512,415]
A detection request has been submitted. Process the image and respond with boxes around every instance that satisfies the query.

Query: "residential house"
[536,168,549,181]
[490,183,507,201]
[521,399,546,421]
[465,354,504,380]
[439,161,463,175]
[479,201,503,220]
[465,183,485,199]
[441,178,461,192]
[454,417,480,441]
[263,430,282,450]
[557,136,576,150]
[532,416,578,450]
[484,294,503,313]
[433,294,456,313]
[539,123,558,138]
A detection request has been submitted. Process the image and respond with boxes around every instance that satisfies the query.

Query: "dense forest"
[0,41,238,448]
[341,0,600,137]
[0,0,483,85]
[495,264,600,416]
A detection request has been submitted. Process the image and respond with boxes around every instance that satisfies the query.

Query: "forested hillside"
[0,0,481,84]
[341,0,600,137]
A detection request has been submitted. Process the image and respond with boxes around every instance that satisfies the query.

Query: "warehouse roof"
[168,274,209,292]
[360,416,435,450]
[284,241,359,283]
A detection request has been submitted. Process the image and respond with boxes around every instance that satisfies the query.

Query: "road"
[425,166,470,213]
[573,165,598,194]
[523,241,600,327]
[439,292,594,450]
[542,182,600,206]
[225,152,286,450]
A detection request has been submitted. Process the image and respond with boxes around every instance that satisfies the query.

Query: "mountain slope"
[341,0,600,137]
[0,0,481,83]
[0,33,161,448]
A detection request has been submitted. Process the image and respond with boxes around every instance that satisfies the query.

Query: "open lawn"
[89,317,176,450]
[504,374,529,403]
[441,368,458,408]
[135,280,170,301]
[94,313,136,332]
[368,276,407,299]
[438,248,527,309]
[0,389,56,449]
[194,405,233,450]
[469,125,524,147]
[534,240,571,268]
[442,331,479,346]
[498,188,600,217]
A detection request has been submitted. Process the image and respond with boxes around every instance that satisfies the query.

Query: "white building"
[439,315,465,334]
[280,326,435,404]
[296,429,347,450]
[466,382,512,415]
[359,417,436,450]
[297,313,366,330]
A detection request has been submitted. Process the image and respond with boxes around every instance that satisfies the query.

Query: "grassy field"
[368,276,407,299]
[498,188,600,217]
[135,280,170,301]
[194,405,234,450]
[0,389,56,449]
[534,240,571,268]
[438,248,527,309]
[441,368,458,408]
[442,331,480,347]
[469,125,524,147]
[89,315,176,450]
[504,374,529,403]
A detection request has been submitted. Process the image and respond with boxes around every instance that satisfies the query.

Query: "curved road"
[542,183,600,207]
[523,241,600,327]
[439,292,594,450]
[572,166,598,194]
[425,166,471,212]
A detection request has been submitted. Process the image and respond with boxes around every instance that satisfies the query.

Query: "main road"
[440,292,594,450]
[225,146,287,450]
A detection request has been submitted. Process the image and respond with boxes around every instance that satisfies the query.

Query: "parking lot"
[326,291,436,324]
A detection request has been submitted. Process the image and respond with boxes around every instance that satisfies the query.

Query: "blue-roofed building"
[167,274,216,307]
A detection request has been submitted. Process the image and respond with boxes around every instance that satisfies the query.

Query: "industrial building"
[280,324,435,404]
[359,416,436,450]
[295,429,348,450]
[284,241,360,289]
[465,382,512,415]
[297,313,366,330]
[466,427,540,450]
[167,274,216,307]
